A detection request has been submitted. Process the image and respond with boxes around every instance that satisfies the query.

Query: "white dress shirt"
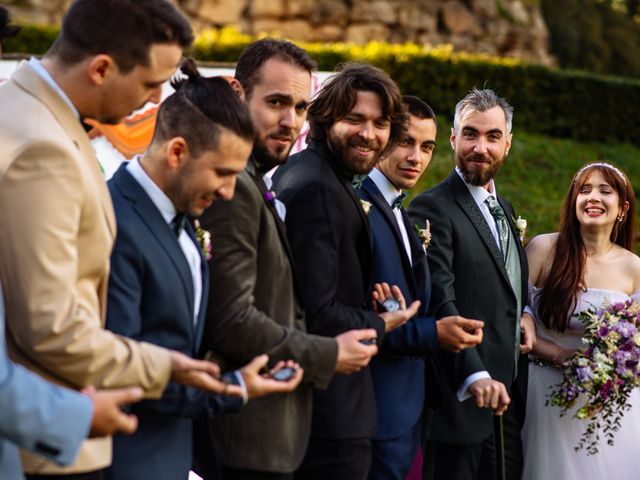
[369,168,413,265]
[127,157,202,326]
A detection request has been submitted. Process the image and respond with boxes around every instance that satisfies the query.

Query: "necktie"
[485,196,509,261]
[392,191,409,210]
[351,174,367,189]
[172,213,186,237]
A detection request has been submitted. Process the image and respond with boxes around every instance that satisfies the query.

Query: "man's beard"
[252,130,294,171]
[456,152,505,186]
[327,131,382,175]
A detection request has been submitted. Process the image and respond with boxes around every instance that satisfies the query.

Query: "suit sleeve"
[0,142,171,397]
[199,176,337,389]
[283,181,386,337]
[0,287,92,466]
[379,314,438,356]
[408,193,486,389]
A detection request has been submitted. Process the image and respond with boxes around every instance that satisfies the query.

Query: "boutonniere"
[360,199,372,215]
[263,190,277,207]
[414,220,431,251]
[513,215,527,244]
[194,219,212,261]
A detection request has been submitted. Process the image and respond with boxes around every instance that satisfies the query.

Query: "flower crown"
[573,162,627,186]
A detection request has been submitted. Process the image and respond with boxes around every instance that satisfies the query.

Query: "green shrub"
[5,24,640,146]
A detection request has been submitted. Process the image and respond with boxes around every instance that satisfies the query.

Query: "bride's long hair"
[538,163,636,332]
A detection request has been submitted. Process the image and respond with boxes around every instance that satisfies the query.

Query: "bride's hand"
[553,347,576,367]
[520,312,537,354]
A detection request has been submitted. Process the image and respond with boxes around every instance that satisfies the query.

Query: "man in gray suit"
[196,39,379,480]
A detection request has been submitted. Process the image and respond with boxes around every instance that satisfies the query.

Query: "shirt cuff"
[233,371,249,405]
[456,371,491,402]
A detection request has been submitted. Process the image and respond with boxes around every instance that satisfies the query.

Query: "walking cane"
[494,414,506,480]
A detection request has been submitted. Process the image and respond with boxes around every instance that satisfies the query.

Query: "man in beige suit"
[0,1,238,478]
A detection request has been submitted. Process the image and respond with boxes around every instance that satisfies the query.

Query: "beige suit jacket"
[0,62,172,474]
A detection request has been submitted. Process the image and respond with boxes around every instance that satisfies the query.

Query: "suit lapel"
[401,209,429,292]
[362,177,417,295]
[12,62,116,240]
[447,172,511,285]
[500,197,529,305]
[112,165,195,315]
[186,221,208,350]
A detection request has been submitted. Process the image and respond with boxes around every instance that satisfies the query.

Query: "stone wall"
[5,0,554,66]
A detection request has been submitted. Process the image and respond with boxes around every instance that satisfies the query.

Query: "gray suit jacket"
[0,284,92,480]
[198,160,338,472]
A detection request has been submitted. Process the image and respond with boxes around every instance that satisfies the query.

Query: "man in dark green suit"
[408,89,536,480]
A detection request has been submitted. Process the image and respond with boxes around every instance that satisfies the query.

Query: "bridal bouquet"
[548,299,640,454]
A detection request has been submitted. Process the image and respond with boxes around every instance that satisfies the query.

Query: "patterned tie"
[485,195,509,261]
[351,174,368,189]
[392,191,409,210]
[172,213,186,237]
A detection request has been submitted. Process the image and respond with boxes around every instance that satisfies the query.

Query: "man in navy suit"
[360,96,484,480]
[105,62,303,480]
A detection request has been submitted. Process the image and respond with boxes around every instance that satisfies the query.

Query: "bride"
[522,162,640,479]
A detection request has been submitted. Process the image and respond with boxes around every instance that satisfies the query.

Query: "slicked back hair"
[48,0,193,73]
[234,38,316,99]
[151,59,254,158]
[403,95,436,123]
[453,88,513,135]
[307,62,407,148]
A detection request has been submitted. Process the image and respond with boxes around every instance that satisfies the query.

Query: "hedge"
[5,24,640,146]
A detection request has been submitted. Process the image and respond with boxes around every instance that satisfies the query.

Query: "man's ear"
[229,78,245,101]
[86,54,116,86]
[165,137,189,170]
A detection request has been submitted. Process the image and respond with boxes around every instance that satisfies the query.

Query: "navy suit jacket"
[360,177,439,440]
[105,164,242,480]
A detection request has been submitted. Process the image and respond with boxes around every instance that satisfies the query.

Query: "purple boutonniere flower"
[263,190,276,206]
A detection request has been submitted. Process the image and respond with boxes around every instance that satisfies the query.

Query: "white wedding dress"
[522,287,640,480]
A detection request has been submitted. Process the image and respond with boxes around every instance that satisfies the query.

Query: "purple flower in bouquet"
[597,325,609,339]
[612,321,637,338]
[576,366,594,383]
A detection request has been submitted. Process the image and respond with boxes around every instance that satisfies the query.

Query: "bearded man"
[408,88,536,480]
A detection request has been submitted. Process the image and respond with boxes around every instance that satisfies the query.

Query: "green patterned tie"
[485,196,509,261]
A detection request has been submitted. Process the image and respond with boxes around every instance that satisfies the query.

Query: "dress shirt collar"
[455,166,498,207]
[369,167,403,208]
[127,156,177,225]
[28,57,79,119]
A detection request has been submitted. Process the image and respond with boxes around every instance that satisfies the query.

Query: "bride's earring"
[617,215,624,222]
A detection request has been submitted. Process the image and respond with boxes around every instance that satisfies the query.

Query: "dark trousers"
[423,387,524,480]
[27,471,105,480]
[295,438,372,480]
[222,467,293,480]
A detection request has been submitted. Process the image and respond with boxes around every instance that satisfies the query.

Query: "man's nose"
[358,122,375,141]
